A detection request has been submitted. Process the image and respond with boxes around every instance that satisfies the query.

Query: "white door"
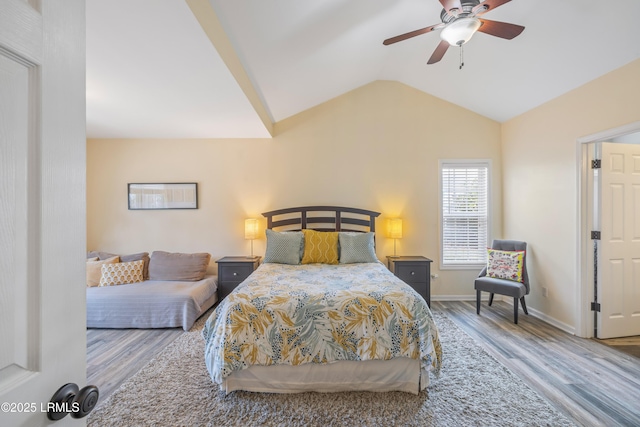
[0,0,87,426]
[598,142,640,338]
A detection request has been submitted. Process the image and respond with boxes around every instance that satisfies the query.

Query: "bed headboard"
[262,206,380,233]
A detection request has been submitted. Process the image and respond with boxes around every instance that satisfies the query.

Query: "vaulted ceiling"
[86,0,640,139]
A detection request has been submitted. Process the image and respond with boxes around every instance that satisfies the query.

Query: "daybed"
[202,206,442,394]
[86,251,218,331]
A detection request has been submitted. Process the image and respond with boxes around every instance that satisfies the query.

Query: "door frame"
[576,120,640,338]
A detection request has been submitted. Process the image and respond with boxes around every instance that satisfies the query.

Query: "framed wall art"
[128,183,198,210]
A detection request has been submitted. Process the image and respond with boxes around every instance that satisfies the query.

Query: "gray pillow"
[339,232,378,264]
[263,230,303,265]
[87,251,151,279]
[148,251,211,281]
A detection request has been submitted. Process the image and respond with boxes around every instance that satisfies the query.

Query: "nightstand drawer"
[216,256,262,302]
[219,264,254,282]
[394,263,428,284]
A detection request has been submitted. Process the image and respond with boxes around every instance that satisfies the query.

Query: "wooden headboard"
[262,206,380,232]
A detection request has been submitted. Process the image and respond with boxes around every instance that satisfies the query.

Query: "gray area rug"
[88,310,575,426]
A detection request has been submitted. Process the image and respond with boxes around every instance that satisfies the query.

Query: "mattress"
[203,263,441,393]
[87,275,218,331]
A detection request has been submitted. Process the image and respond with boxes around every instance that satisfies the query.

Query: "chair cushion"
[474,276,527,298]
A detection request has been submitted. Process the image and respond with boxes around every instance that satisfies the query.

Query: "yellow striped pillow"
[301,229,339,264]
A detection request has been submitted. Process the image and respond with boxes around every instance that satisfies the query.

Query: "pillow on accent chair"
[99,260,145,286]
[86,256,119,287]
[263,229,304,265]
[301,229,339,264]
[486,248,525,282]
[339,232,378,264]
[148,251,211,281]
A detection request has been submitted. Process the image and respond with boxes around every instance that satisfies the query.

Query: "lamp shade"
[440,17,481,46]
[244,218,258,240]
[388,218,403,239]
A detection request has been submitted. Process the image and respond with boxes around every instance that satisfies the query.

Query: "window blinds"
[441,163,489,265]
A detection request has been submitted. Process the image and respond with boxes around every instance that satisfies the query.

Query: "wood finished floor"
[437,301,640,427]
[87,302,640,426]
[86,327,183,406]
[597,335,640,358]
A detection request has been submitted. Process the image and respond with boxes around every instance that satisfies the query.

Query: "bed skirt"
[222,357,427,394]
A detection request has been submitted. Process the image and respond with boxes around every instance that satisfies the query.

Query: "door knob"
[47,383,99,420]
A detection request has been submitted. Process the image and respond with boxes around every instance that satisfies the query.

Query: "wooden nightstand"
[387,256,433,307]
[216,256,261,301]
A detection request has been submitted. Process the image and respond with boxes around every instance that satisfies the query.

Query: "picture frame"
[128,183,198,210]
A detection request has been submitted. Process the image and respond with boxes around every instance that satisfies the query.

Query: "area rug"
[88,310,575,426]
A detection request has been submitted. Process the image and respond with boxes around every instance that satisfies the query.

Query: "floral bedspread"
[203,262,442,383]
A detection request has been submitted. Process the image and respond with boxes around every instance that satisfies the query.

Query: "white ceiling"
[86,0,640,139]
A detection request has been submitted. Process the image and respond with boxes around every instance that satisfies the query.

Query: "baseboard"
[434,295,576,335]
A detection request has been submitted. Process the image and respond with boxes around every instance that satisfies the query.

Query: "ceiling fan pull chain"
[459,44,464,70]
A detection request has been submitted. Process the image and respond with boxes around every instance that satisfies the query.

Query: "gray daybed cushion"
[86,275,218,331]
[148,251,211,281]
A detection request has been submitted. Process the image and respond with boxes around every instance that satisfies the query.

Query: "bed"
[203,206,441,394]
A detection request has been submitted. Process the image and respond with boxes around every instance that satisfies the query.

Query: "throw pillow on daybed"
[99,260,145,286]
[87,251,150,279]
[86,256,119,287]
[148,251,211,281]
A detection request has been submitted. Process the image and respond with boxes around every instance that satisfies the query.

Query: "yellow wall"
[501,59,640,330]
[87,80,502,297]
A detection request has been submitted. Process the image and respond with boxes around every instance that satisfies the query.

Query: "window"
[439,160,490,268]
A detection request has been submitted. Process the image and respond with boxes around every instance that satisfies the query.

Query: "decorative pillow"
[148,251,211,281]
[87,257,98,262]
[301,229,339,264]
[263,229,304,265]
[99,260,145,286]
[86,256,119,287]
[486,249,525,282]
[88,251,151,279]
[339,232,378,264]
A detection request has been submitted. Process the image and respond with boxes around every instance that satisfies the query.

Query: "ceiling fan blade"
[439,0,463,16]
[427,40,450,64]
[477,19,524,39]
[383,24,443,45]
[473,0,512,15]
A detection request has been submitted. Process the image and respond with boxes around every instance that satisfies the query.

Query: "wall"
[501,58,640,332]
[87,80,502,297]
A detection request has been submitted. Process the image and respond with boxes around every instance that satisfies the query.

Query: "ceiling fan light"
[440,17,481,46]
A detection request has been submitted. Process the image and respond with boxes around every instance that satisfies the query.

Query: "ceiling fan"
[383,0,525,65]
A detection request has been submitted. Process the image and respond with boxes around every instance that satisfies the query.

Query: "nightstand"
[216,256,261,301]
[387,256,433,307]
